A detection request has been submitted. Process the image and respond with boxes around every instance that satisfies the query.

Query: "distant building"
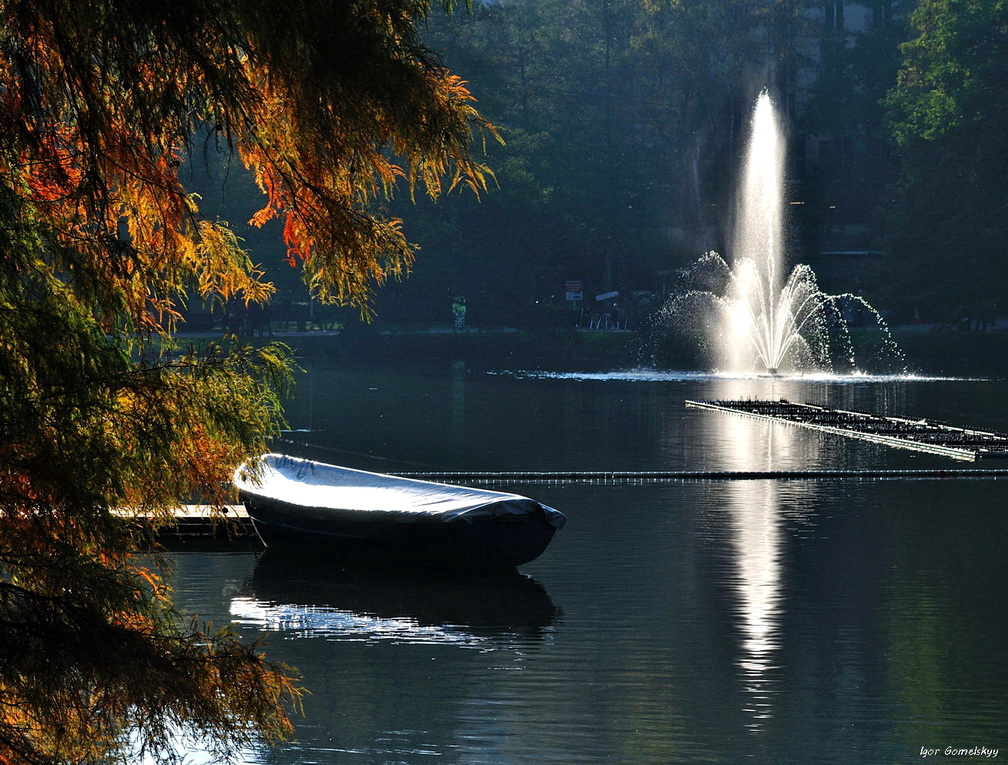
[789,1,905,255]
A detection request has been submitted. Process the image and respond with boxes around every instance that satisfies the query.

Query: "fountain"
[653,91,902,376]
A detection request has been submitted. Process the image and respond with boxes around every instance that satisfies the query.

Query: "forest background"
[189,0,1008,334]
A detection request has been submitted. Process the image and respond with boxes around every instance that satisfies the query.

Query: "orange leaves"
[188,219,275,305]
[240,131,413,307]
[248,158,281,229]
[5,122,86,209]
[226,41,497,312]
[23,142,83,204]
[281,210,305,267]
[397,70,500,201]
[8,0,500,321]
[250,202,277,228]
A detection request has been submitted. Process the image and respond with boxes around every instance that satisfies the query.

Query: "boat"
[233,454,567,569]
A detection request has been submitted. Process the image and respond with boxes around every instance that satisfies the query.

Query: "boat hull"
[240,493,560,570]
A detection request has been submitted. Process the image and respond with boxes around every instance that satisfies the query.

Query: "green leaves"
[888,0,1008,145]
[883,0,1008,316]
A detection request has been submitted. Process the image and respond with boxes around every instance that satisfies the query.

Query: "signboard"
[564,280,584,302]
[595,290,620,302]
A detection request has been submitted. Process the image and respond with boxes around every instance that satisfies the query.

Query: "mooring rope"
[392,468,1008,485]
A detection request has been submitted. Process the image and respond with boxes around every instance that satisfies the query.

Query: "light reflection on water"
[228,554,558,651]
[229,597,493,645]
[725,484,785,727]
[706,388,801,731]
[161,362,1008,763]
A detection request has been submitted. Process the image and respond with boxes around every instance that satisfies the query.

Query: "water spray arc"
[655,91,903,376]
[726,91,787,373]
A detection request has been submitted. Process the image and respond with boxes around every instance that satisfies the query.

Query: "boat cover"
[234,454,567,528]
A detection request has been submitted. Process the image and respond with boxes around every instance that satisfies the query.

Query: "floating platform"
[686,398,1008,462]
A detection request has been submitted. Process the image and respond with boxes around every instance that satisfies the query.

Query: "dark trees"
[370,0,809,327]
[885,0,1008,320]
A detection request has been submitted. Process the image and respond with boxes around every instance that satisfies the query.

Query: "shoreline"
[174,324,1008,377]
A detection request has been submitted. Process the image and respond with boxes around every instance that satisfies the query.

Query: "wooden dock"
[686,398,1008,462]
[121,505,260,545]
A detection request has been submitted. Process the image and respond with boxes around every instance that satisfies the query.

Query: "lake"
[167,358,1008,763]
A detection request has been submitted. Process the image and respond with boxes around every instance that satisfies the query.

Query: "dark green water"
[166,362,1008,763]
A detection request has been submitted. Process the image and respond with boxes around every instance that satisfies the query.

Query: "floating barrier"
[393,468,1008,485]
[130,466,1008,546]
[685,398,1008,462]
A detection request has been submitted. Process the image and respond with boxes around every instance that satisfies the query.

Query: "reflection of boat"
[231,551,559,644]
[233,454,566,570]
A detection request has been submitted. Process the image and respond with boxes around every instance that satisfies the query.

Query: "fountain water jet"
[652,91,902,376]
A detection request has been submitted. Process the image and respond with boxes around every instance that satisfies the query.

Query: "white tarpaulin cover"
[234,453,566,528]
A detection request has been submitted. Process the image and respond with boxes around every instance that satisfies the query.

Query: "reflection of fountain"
[730,491,783,728]
[701,390,818,731]
[654,92,903,375]
[716,408,787,730]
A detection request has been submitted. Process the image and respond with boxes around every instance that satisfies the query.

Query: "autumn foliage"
[0,0,492,761]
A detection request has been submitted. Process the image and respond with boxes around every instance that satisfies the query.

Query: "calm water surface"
[168,360,1008,763]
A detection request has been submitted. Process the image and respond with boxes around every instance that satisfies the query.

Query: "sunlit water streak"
[713,407,794,730]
